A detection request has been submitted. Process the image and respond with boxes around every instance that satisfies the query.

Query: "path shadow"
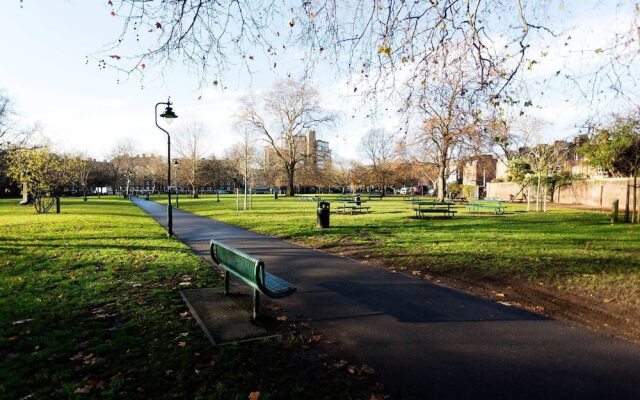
[318,281,546,324]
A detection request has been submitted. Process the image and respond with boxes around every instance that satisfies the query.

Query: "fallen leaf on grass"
[12,319,33,325]
[361,364,375,374]
[348,366,356,374]
[370,394,385,400]
[248,391,261,400]
[411,270,421,276]
[276,315,288,321]
[74,380,104,394]
[333,360,347,368]
[179,311,190,318]
[177,341,187,347]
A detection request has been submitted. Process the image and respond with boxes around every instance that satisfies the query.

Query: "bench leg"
[223,270,229,295]
[252,289,260,320]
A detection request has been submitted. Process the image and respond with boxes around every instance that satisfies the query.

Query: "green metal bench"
[467,200,507,214]
[210,239,296,319]
[412,201,457,219]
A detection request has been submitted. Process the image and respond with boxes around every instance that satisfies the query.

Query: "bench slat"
[263,272,296,297]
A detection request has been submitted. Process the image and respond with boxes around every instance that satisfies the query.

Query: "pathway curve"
[132,197,640,400]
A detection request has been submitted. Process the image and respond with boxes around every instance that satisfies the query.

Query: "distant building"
[263,130,331,170]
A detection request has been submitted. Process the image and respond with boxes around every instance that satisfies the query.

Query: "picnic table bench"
[412,201,457,219]
[450,196,468,203]
[299,194,321,202]
[335,200,371,214]
[210,239,296,319]
[367,193,383,200]
[467,199,507,214]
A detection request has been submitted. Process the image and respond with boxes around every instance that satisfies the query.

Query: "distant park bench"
[367,193,383,200]
[210,239,296,319]
[412,201,457,219]
[467,199,507,214]
[299,194,321,202]
[336,194,354,201]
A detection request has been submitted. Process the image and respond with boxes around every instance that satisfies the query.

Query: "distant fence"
[487,178,638,208]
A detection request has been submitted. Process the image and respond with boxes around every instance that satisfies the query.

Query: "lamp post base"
[167,204,174,237]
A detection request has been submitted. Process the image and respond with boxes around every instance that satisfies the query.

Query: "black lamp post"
[155,98,178,237]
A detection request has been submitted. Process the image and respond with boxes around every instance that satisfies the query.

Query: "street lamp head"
[160,103,178,125]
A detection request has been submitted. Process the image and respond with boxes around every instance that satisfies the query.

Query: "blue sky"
[0,1,637,160]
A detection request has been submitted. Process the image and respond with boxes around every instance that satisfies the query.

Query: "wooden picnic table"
[335,200,371,214]
[299,194,321,202]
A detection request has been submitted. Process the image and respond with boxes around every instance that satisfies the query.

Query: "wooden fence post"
[611,199,619,224]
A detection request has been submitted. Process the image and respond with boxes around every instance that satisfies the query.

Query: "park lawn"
[156,194,640,310]
[0,198,377,400]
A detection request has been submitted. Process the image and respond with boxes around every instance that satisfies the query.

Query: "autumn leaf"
[140,63,146,69]
[108,0,113,5]
[309,12,316,21]
[110,10,116,16]
[248,391,261,400]
[361,364,375,374]
[370,394,384,400]
[155,21,162,29]
[289,19,295,27]
[177,341,187,347]
[377,45,391,56]
[276,315,288,321]
[109,55,121,60]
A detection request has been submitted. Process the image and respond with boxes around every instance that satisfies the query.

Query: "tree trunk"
[287,166,296,196]
[55,196,61,214]
[437,163,447,202]
[536,174,542,212]
[633,169,638,224]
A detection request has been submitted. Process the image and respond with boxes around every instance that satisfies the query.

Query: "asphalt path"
[132,197,640,400]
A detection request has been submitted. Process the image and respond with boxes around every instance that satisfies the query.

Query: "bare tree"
[104,1,551,102]
[237,79,334,196]
[227,129,259,210]
[175,120,210,198]
[139,155,166,194]
[403,39,484,201]
[68,154,92,201]
[359,128,395,195]
[106,140,138,195]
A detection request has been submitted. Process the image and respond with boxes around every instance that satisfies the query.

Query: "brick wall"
[487,178,639,208]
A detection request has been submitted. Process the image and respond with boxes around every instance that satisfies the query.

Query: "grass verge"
[0,197,380,399]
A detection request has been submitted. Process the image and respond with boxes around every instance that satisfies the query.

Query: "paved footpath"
[132,197,640,400]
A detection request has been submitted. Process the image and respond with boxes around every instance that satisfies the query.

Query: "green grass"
[158,194,640,307]
[0,198,376,400]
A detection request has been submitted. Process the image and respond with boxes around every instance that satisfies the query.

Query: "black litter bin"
[317,201,330,228]
[274,191,279,200]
